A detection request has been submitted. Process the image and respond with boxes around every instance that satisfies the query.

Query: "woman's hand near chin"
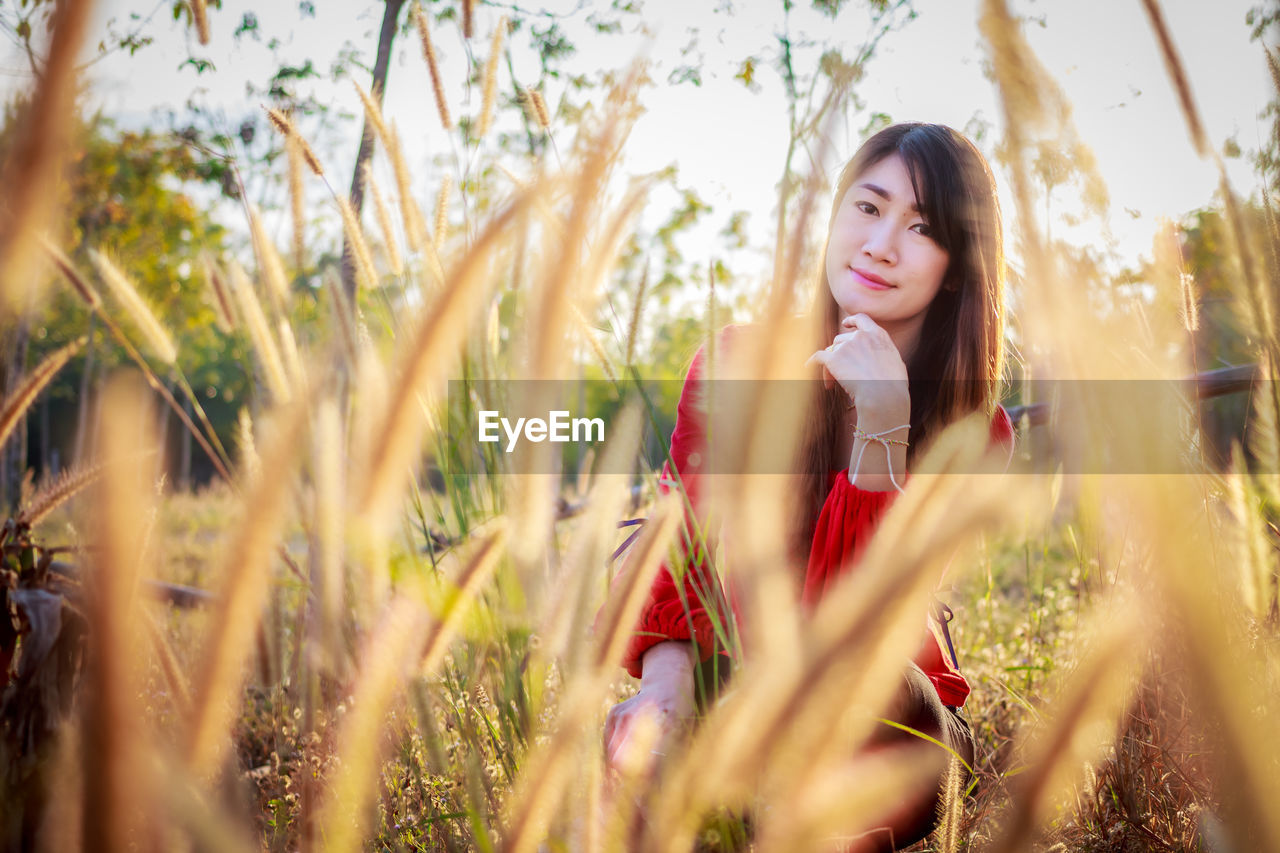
[806,313,911,423]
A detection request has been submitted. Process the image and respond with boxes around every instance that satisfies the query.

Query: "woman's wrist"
[639,640,696,687]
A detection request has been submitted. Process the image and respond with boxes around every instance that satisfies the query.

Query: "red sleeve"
[619,340,731,679]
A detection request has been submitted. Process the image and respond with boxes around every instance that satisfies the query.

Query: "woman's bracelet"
[850,423,910,493]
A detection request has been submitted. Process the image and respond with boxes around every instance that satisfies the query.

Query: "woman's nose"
[861,221,897,264]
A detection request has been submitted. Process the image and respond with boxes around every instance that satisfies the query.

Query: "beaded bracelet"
[850,423,911,493]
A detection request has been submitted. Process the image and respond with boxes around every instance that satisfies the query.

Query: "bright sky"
[3,0,1271,286]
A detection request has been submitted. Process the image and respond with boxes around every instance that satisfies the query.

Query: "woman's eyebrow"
[856,181,919,213]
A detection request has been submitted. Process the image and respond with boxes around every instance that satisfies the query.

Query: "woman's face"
[825,153,951,342]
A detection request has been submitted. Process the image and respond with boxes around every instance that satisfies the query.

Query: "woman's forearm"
[848,394,911,491]
[640,640,696,686]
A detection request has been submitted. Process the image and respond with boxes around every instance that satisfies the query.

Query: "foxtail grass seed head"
[228,261,291,404]
[1139,0,1210,158]
[264,105,324,177]
[90,249,178,365]
[277,317,306,393]
[476,17,508,139]
[365,164,404,276]
[462,0,474,39]
[354,81,393,153]
[434,174,451,250]
[412,2,453,131]
[287,138,307,270]
[625,260,648,366]
[338,197,380,292]
[0,0,89,312]
[1179,272,1200,332]
[531,89,551,130]
[324,267,358,368]
[386,123,427,255]
[0,337,83,453]
[572,304,617,383]
[200,252,236,332]
[249,208,290,314]
[41,236,102,308]
[236,407,261,485]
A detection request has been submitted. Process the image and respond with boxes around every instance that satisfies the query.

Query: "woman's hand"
[604,641,696,775]
[807,313,910,422]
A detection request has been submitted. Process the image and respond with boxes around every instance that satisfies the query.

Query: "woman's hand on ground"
[604,641,696,775]
[807,314,910,419]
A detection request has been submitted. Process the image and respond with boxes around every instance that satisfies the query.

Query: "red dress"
[619,329,1015,708]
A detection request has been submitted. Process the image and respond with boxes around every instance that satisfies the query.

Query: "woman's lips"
[849,267,894,291]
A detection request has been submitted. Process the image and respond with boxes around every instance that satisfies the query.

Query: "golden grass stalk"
[185,401,307,773]
[40,236,102,309]
[227,261,291,404]
[312,398,346,673]
[987,603,1143,853]
[537,408,639,669]
[1138,0,1209,157]
[385,123,430,256]
[434,174,452,251]
[316,593,429,853]
[0,337,83,452]
[199,252,237,333]
[17,460,101,527]
[287,137,307,270]
[337,197,380,291]
[82,375,156,850]
[1179,272,1200,333]
[754,749,943,852]
[419,530,507,674]
[0,0,90,311]
[249,207,290,314]
[571,304,617,383]
[90,249,178,365]
[531,90,551,130]
[236,407,260,485]
[1139,0,1275,353]
[476,17,508,139]
[501,498,680,853]
[144,610,193,714]
[411,2,453,131]
[265,106,324,177]
[1226,452,1274,618]
[353,81,393,154]
[364,164,404,276]
[324,267,359,369]
[191,0,210,45]
[353,181,546,527]
[277,317,306,392]
[624,260,648,366]
[978,0,1057,294]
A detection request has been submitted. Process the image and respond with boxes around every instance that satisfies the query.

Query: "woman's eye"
[911,222,933,237]
[855,200,878,216]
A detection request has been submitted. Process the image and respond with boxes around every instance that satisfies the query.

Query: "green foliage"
[16,114,252,480]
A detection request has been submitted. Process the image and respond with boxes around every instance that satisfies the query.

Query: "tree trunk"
[341,0,407,304]
[0,315,31,510]
[74,314,95,466]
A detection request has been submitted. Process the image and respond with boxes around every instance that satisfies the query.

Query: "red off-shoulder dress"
[620,330,1014,708]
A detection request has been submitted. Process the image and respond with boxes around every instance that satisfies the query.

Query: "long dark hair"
[788,123,1006,563]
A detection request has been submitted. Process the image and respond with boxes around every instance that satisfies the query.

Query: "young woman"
[603,122,1013,850]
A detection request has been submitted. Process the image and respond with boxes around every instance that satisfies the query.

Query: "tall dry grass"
[1,1,1279,851]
